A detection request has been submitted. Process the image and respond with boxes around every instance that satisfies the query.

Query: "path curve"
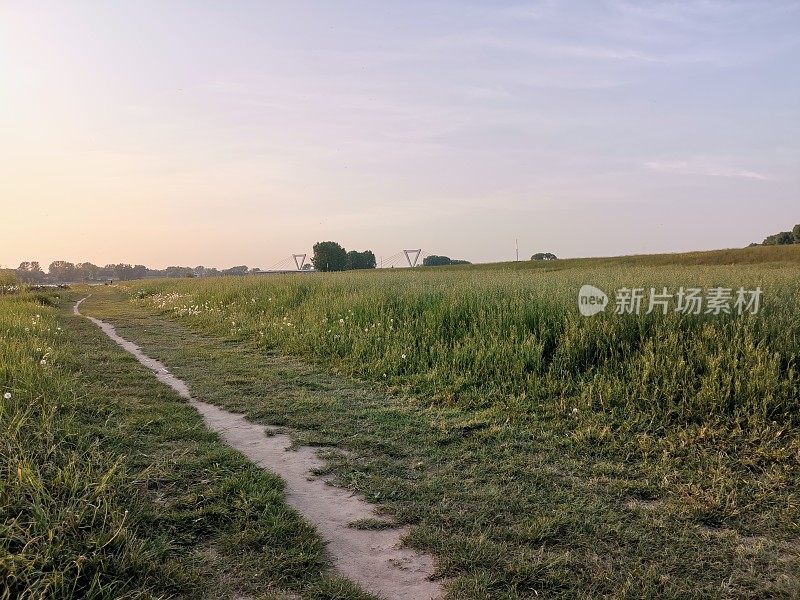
[74,297,443,600]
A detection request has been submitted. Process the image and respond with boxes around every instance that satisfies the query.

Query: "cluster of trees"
[311,242,376,272]
[755,224,800,246]
[13,261,258,283]
[421,255,471,266]
[531,252,558,260]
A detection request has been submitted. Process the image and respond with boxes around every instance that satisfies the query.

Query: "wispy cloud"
[644,159,769,181]
[426,31,710,64]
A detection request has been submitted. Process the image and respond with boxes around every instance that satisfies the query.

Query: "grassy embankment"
[0,289,373,599]
[80,245,800,598]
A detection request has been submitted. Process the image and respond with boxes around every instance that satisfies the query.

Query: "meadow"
[131,245,800,430]
[77,244,798,598]
[4,245,799,598]
[0,291,372,598]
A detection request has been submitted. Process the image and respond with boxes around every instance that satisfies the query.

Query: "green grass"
[1,290,375,599]
[79,245,800,598]
[127,247,799,427]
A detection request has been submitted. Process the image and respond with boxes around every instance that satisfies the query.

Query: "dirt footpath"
[74,297,443,600]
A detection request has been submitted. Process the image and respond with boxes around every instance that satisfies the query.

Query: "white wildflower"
[3,392,11,400]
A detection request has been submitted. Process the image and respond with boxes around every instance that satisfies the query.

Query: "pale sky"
[2,1,798,269]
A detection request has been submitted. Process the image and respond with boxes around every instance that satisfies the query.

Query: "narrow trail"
[74,297,443,600]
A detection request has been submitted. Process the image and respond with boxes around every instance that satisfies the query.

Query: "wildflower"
[339,318,345,324]
[572,407,579,415]
[401,353,407,359]
[40,359,47,365]
[3,392,10,400]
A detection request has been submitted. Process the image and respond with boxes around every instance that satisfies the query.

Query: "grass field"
[4,245,799,598]
[0,291,373,599]
[131,245,800,427]
[70,245,799,598]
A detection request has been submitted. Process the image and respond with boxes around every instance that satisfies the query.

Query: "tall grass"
[0,294,162,598]
[128,255,800,430]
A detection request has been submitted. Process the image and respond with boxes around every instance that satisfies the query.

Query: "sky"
[1,1,799,269]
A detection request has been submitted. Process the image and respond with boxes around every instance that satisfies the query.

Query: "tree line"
[13,261,257,283]
[12,243,477,282]
[751,223,800,246]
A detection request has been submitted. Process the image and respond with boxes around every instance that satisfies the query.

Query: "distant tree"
[422,255,452,266]
[75,262,100,281]
[48,261,77,282]
[762,232,794,245]
[793,224,800,244]
[312,241,348,272]
[347,250,377,270]
[115,264,135,280]
[422,255,470,267]
[221,265,249,276]
[161,266,189,278]
[132,265,148,280]
[16,261,45,283]
[531,252,558,261]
